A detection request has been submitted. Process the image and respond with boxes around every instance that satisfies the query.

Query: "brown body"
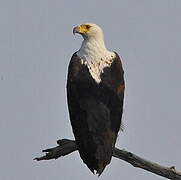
[67,52,125,175]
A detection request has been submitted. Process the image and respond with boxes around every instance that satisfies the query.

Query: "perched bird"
[67,23,125,175]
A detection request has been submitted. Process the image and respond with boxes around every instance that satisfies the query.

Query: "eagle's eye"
[86,25,91,29]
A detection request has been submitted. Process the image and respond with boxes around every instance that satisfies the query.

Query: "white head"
[73,23,104,41]
[73,23,108,54]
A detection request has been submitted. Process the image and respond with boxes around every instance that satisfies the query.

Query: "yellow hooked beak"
[73,24,91,35]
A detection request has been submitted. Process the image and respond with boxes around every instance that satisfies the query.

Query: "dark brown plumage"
[67,51,124,175]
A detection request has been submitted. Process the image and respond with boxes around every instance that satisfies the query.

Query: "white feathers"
[76,24,115,83]
[78,50,115,83]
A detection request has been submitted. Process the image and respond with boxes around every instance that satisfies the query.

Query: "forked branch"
[34,139,181,180]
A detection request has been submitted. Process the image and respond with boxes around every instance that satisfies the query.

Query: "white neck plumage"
[81,37,106,54]
[76,35,115,84]
[77,36,114,63]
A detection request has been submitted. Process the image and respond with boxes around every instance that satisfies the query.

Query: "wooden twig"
[34,139,181,180]
[114,148,181,180]
[34,139,77,161]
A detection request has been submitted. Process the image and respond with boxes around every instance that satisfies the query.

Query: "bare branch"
[113,148,181,180]
[34,139,77,161]
[34,139,181,180]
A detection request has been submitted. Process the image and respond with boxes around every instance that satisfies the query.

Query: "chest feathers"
[76,38,115,83]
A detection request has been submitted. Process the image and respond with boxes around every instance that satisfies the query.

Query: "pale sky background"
[0,0,180,180]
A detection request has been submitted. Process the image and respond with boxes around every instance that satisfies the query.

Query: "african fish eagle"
[67,23,125,175]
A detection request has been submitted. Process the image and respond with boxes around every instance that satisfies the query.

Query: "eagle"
[67,23,125,175]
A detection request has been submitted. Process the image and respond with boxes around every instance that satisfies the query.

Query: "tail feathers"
[78,128,116,176]
[88,163,106,176]
[97,163,106,176]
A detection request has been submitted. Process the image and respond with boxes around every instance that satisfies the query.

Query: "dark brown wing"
[101,52,125,133]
